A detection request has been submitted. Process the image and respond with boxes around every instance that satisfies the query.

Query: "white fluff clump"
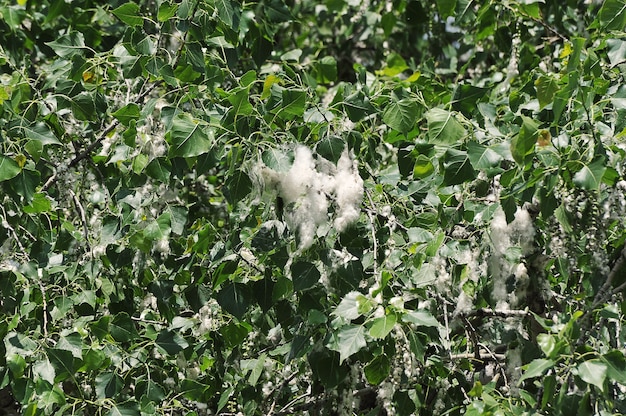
[489,206,535,309]
[256,145,363,249]
[333,150,364,232]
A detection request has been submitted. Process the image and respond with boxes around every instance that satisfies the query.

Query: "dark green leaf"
[598,0,626,30]
[145,158,172,182]
[216,282,250,319]
[225,170,252,204]
[364,354,390,385]
[467,141,502,170]
[316,136,345,164]
[96,372,124,399]
[291,261,321,291]
[436,0,456,18]
[155,330,190,355]
[23,123,61,146]
[110,312,138,342]
[442,148,476,185]
[279,89,306,118]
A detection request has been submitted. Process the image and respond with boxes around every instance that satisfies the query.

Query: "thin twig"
[68,189,90,253]
[365,189,378,279]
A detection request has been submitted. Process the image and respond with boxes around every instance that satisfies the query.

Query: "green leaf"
[279,89,306,118]
[215,0,239,29]
[145,158,172,182]
[316,56,337,83]
[436,0,456,18]
[328,325,367,363]
[577,360,607,392]
[442,148,476,185]
[364,354,390,385]
[112,3,143,27]
[157,2,178,21]
[291,261,321,291]
[535,74,559,109]
[383,98,419,134]
[426,108,466,144]
[401,310,440,327]
[537,333,556,358]
[467,141,502,170]
[33,359,55,384]
[413,154,434,178]
[262,147,293,172]
[333,291,368,321]
[369,313,397,339]
[110,312,138,342]
[316,136,345,164]
[56,332,83,359]
[511,116,539,165]
[225,170,252,204]
[228,89,253,116]
[46,348,75,382]
[167,113,214,158]
[107,403,140,416]
[573,158,607,190]
[96,372,124,399]
[45,31,86,57]
[0,155,22,181]
[519,358,554,383]
[155,330,189,355]
[216,282,250,319]
[23,123,61,145]
[602,350,626,384]
[598,0,626,30]
[112,103,141,126]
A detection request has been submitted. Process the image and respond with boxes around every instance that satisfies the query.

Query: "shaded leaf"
[364,354,390,385]
[291,261,321,291]
[155,330,190,355]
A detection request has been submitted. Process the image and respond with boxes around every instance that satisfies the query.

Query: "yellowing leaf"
[262,75,281,99]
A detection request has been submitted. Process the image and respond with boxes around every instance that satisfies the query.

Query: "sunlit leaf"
[573,158,607,190]
[167,113,214,158]
[328,325,367,363]
[111,3,143,27]
[577,360,607,392]
[383,98,419,134]
[426,108,466,144]
[369,313,397,339]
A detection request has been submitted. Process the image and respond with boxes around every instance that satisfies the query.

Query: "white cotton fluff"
[332,150,364,232]
[489,206,535,308]
[256,145,363,250]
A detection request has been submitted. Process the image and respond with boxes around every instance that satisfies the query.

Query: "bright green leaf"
[426,108,466,144]
[401,310,440,327]
[535,74,559,109]
[519,358,554,383]
[328,325,367,363]
[436,0,456,18]
[112,103,141,126]
[573,158,607,190]
[383,98,419,134]
[45,31,86,57]
[577,360,607,392]
[112,3,143,27]
[0,155,22,182]
[369,313,397,339]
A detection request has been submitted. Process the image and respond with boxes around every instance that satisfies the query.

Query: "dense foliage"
[2,0,626,414]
